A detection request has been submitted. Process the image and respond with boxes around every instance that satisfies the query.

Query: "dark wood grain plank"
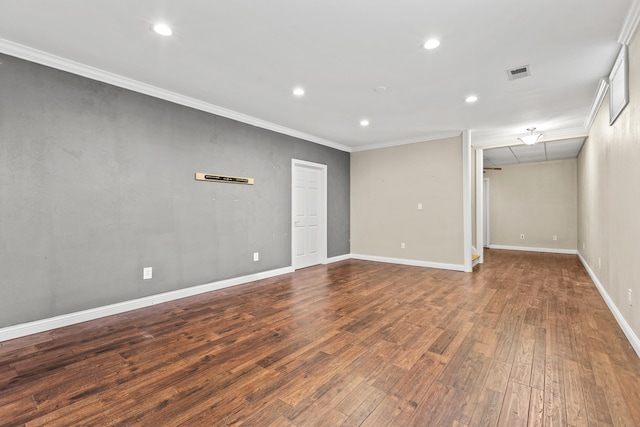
[0,250,637,426]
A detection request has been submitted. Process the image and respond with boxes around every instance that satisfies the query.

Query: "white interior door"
[292,160,327,269]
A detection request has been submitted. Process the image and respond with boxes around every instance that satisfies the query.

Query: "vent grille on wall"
[507,65,531,80]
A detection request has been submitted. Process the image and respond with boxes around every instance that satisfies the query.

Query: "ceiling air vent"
[507,65,531,80]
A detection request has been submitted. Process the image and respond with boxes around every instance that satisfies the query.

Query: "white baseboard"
[489,245,578,255]
[578,253,640,359]
[326,254,351,263]
[351,254,466,272]
[0,266,294,343]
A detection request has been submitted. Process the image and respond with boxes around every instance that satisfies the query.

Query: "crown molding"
[584,77,610,132]
[619,0,640,44]
[0,38,352,153]
[580,0,635,136]
[350,131,462,152]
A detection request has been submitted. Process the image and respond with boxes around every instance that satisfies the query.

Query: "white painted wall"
[578,28,640,353]
[351,136,464,268]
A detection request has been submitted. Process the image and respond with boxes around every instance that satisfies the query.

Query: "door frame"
[483,177,490,248]
[291,159,328,270]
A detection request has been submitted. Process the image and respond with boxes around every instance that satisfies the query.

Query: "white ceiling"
[483,137,586,166]
[0,0,636,151]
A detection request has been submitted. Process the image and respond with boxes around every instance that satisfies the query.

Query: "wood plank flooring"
[1,250,639,426]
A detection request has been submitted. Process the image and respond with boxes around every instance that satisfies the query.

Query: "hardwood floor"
[1,250,639,426]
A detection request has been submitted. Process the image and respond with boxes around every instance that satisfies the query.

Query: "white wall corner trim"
[462,131,473,272]
[351,254,466,272]
[0,38,351,154]
[584,78,610,132]
[578,253,640,359]
[489,245,578,255]
[0,266,294,343]
[475,148,484,263]
[326,254,352,263]
[619,0,640,45]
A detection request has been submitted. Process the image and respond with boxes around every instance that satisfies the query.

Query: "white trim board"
[0,266,293,343]
[488,245,578,255]
[0,38,351,154]
[489,245,578,255]
[351,254,466,272]
[462,131,473,272]
[326,254,351,263]
[584,78,610,132]
[475,148,484,263]
[619,0,640,45]
[578,253,640,359]
[584,0,640,136]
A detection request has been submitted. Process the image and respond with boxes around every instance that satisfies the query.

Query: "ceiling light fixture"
[360,119,370,127]
[465,95,478,103]
[423,39,441,50]
[293,87,305,96]
[153,23,173,36]
[518,127,543,145]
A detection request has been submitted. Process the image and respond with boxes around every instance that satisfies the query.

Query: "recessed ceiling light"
[153,23,173,36]
[360,119,370,127]
[423,39,440,50]
[293,87,305,96]
[465,95,478,103]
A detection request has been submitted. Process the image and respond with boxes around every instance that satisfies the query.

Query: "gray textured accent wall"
[0,53,350,328]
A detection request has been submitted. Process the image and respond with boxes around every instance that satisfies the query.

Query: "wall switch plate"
[418,203,423,210]
[553,235,557,241]
[143,267,152,280]
[253,252,259,262]
[401,243,406,249]
[520,234,525,240]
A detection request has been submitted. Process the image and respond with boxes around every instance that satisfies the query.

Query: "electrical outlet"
[598,257,601,268]
[520,234,525,240]
[253,252,259,262]
[583,242,586,250]
[418,203,423,210]
[143,267,152,280]
[401,242,406,249]
[629,289,633,306]
[553,235,557,241]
